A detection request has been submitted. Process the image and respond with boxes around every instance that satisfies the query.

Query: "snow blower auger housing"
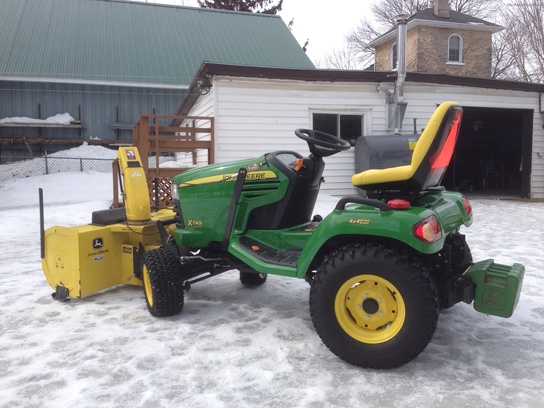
[40,147,177,301]
[40,102,524,369]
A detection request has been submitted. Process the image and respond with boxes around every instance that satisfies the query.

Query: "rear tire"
[142,248,184,317]
[309,243,439,369]
[240,271,267,286]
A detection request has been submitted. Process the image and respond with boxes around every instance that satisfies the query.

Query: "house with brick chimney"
[368,0,503,78]
[155,1,544,199]
[4,0,539,199]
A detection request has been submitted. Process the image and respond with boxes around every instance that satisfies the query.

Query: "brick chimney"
[434,0,450,18]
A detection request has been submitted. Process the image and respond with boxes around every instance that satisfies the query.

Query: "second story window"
[448,34,463,63]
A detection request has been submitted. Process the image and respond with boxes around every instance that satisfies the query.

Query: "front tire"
[142,248,184,317]
[309,243,439,369]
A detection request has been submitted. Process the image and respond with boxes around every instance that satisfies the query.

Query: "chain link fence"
[0,153,185,182]
[0,155,114,182]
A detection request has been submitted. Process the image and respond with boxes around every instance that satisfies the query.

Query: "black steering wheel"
[295,129,351,158]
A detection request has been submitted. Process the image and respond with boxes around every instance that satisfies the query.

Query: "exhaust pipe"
[395,14,409,106]
[392,14,409,133]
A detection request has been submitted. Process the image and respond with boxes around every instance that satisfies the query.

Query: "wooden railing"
[133,114,214,178]
[112,114,214,208]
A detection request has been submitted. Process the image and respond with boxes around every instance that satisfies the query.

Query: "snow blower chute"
[40,147,176,300]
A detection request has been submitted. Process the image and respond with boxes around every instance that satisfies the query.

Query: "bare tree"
[345,0,501,70]
[319,46,365,70]
[343,17,381,69]
[490,29,515,79]
[197,0,283,14]
[365,0,500,28]
[449,0,502,19]
[369,0,431,27]
[495,0,544,82]
[133,0,193,5]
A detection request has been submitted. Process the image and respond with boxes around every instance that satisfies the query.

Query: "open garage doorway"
[442,106,532,198]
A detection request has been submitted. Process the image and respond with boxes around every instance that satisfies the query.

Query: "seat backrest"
[352,101,462,192]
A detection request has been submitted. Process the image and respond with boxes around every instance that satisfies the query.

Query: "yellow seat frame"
[352,102,463,192]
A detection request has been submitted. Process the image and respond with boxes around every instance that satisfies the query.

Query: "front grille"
[241,180,281,199]
[173,199,184,228]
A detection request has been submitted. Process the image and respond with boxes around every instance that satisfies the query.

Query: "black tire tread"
[142,248,184,317]
[309,243,439,369]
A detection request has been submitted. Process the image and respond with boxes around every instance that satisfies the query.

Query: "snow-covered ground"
[1,164,543,407]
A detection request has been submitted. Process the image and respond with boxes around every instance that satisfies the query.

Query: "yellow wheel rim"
[335,274,405,344]
[142,265,154,307]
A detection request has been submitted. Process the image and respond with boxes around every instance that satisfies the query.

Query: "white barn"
[177,63,544,199]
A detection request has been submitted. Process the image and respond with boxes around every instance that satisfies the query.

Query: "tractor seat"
[352,101,463,193]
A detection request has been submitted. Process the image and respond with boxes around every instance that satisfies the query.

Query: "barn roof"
[0,0,314,88]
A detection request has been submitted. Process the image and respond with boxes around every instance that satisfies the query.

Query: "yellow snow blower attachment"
[40,147,176,301]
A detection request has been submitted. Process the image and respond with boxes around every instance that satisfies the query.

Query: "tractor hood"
[172,155,271,188]
[170,153,292,248]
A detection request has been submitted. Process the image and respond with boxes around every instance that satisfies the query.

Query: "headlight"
[171,183,179,200]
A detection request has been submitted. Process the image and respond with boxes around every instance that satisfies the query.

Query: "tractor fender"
[295,197,468,279]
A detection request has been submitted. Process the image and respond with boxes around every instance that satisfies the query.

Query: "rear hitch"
[443,274,475,309]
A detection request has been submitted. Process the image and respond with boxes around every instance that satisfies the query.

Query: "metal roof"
[412,8,501,26]
[0,0,314,87]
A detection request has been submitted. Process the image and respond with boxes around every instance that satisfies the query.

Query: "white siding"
[187,76,544,198]
[213,78,385,195]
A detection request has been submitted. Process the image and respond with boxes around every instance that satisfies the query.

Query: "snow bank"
[0,141,193,182]
[0,112,75,125]
[48,142,117,159]
[0,142,117,182]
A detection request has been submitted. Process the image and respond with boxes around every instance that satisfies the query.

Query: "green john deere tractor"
[41,101,524,369]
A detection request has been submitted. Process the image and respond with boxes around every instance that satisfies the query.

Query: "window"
[313,113,364,146]
[448,34,463,63]
[390,42,398,70]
